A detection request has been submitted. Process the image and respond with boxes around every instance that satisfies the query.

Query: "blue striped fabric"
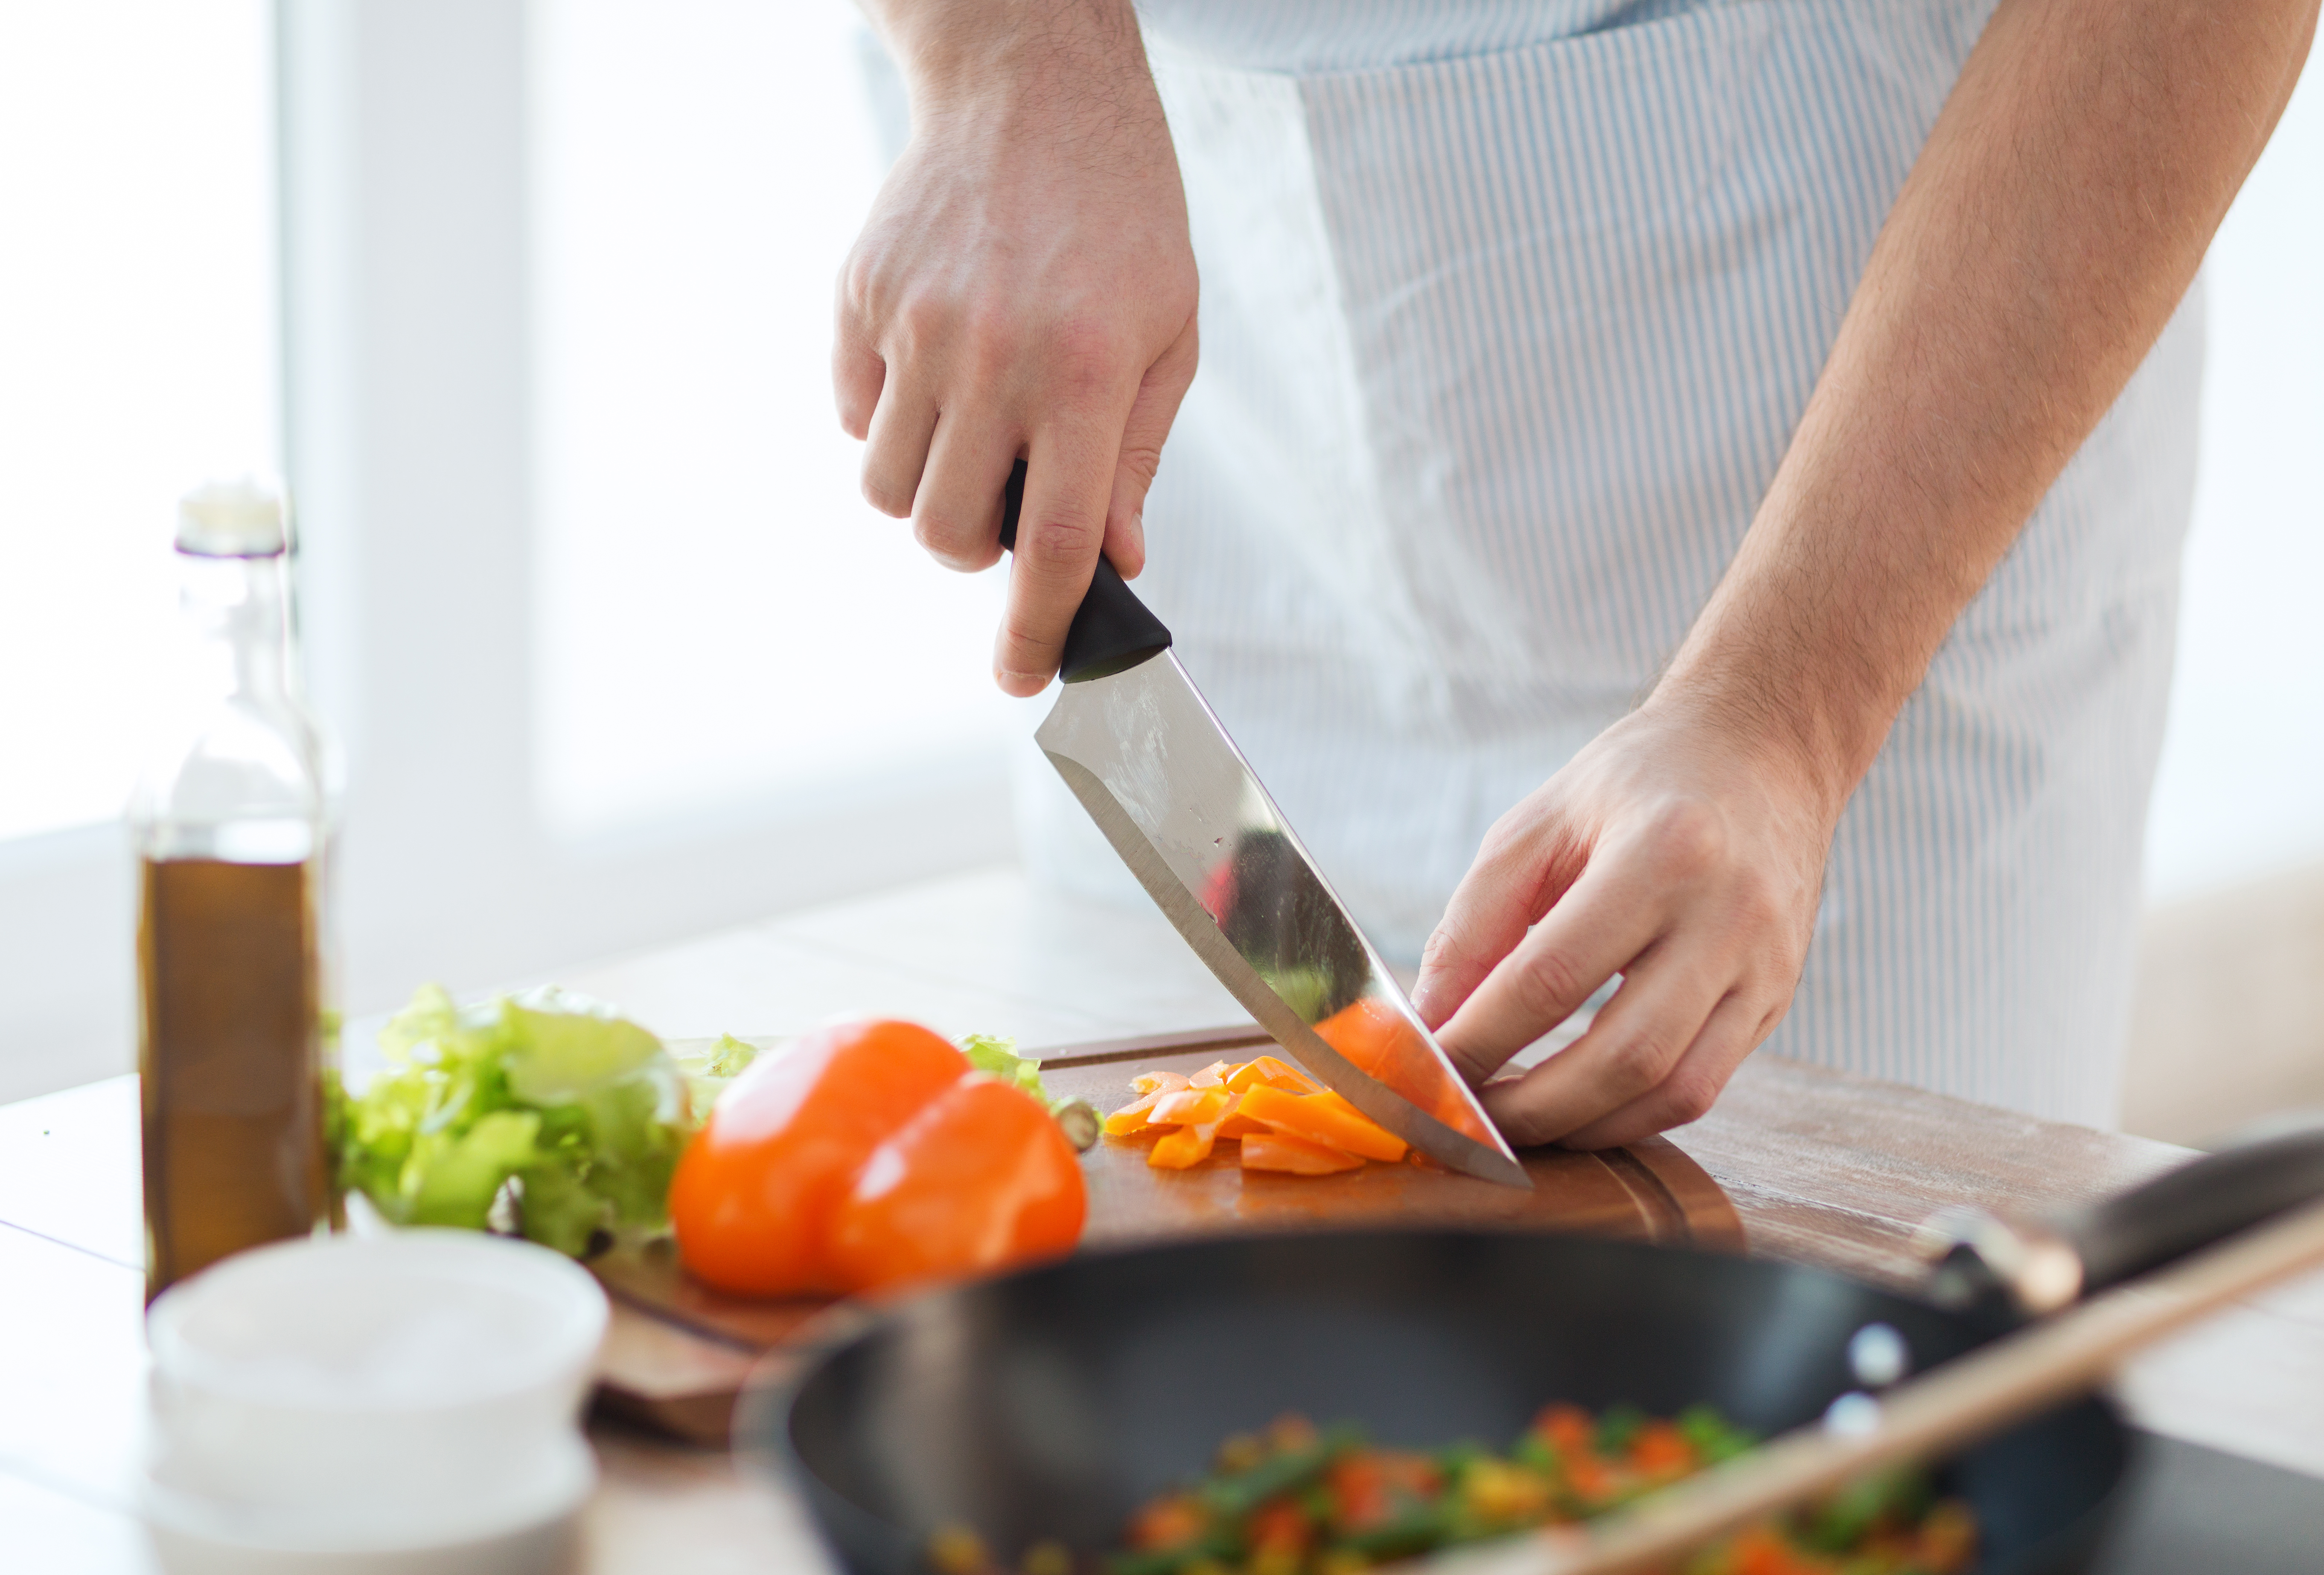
[1019,0,2203,1127]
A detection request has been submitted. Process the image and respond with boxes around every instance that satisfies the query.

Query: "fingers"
[995,422,1115,696]
[1102,316,1199,579]
[1413,809,1587,1034]
[832,282,885,443]
[859,370,940,520]
[1432,845,1664,1084]
[1485,979,1765,1151]
[913,416,1017,573]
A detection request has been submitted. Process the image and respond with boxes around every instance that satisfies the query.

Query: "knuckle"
[912,512,988,570]
[1115,438,1164,489]
[1046,315,1128,392]
[998,615,1064,664]
[1641,797,1727,881]
[860,473,912,518]
[1658,1066,1722,1127]
[1508,947,1588,1025]
[959,307,1021,377]
[836,251,877,315]
[1023,514,1101,567]
[1496,1106,1556,1150]
[893,291,952,352]
[1419,926,1466,972]
[1600,1032,1676,1100]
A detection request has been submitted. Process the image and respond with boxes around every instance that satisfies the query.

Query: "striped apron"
[1013,0,2204,1127]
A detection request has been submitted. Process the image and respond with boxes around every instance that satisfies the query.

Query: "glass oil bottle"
[131,480,332,1300]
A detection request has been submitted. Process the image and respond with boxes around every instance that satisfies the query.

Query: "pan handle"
[1924,1123,2324,1316]
[997,459,1173,684]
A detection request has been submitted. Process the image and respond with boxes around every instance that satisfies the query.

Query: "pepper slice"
[1151,1087,1231,1126]
[1235,1084,1408,1163]
[1225,1055,1318,1094]
[1241,1130,1365,1174]
[1108,1071,1191,1135]
[1150,1092,1241,1169]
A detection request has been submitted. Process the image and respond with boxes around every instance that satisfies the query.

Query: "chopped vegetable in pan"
[925,1405,1975,1575]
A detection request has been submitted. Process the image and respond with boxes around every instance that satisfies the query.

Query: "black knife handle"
[998,459,1172,684]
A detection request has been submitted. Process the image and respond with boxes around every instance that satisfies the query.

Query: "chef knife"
[999,462,1530,1188]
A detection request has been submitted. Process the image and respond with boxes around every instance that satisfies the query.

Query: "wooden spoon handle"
[1431,1197,2324,1575]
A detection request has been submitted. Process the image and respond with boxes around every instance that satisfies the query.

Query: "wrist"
[867,0,1153,121]
[1643,638,1884,832]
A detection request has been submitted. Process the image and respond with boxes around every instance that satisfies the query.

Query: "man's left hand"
[1411,694,1836,1150]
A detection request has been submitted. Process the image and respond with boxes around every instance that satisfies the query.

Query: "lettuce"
[671,1032,765,1122]
[335,984,688,1257]
[961,1031,1048,1102]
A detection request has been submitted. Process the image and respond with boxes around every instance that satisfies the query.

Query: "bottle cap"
[177,478,289,558]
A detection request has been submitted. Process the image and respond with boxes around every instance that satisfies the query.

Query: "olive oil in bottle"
[131,481,332,1301]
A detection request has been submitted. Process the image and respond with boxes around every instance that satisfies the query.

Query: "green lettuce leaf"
[672,1032,765,1124]
[961,1031,1048,1102]
[335,984,687,1257]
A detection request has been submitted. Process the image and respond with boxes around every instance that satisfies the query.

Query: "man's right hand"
[838,0,1199,696]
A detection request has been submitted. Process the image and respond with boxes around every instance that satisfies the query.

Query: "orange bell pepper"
[670,1019,970,1296]
[1235,1084,1408,1164]
[1130,1069,1192,1096]
[825,1075,1086,1293]
[673,1018,1089,1298]
[1240,1130,1364,1174]
[1312,996,1497,1145]
[1188,1059,1234,1089]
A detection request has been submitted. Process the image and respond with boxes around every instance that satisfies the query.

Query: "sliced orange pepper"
[1216,1109,1271,1139]
[1188,1059,1234,1089]
[1109,1071,1192,1136]
[1240,1130,1364,1174]
[1149,1124,1215,1167]
[1305,1090,1411,1159]
[1235,1084,1407,1164]
[1225,1054,1318,1093]
[1103,1089,1165,1137]
[1150,1092,1240,1169]
[1151,1087,1231,1126]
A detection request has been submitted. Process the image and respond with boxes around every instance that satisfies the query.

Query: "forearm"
[1663,0,2317,814]
[857,0,1153,116]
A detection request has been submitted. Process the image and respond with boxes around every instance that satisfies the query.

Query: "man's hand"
[1413,697,1835,1151]
[838,0,1198,695]
[1411,0,2315,1147]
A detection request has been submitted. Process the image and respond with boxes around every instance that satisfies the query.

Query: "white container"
[143,1230,608,1573]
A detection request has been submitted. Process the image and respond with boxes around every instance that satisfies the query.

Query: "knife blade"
[1000,463,1529,1188]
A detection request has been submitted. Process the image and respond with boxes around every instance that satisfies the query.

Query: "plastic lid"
[177,477,289,557]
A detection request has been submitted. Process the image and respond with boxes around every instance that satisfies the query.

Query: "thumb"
[1102,315,1198,578]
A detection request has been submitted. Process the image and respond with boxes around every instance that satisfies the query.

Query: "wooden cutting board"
[589,1025,1744,1445]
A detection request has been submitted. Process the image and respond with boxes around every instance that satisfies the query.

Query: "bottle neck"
[178,549,290,703]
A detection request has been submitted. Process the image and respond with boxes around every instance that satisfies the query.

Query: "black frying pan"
[752,1128,2324,1575]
